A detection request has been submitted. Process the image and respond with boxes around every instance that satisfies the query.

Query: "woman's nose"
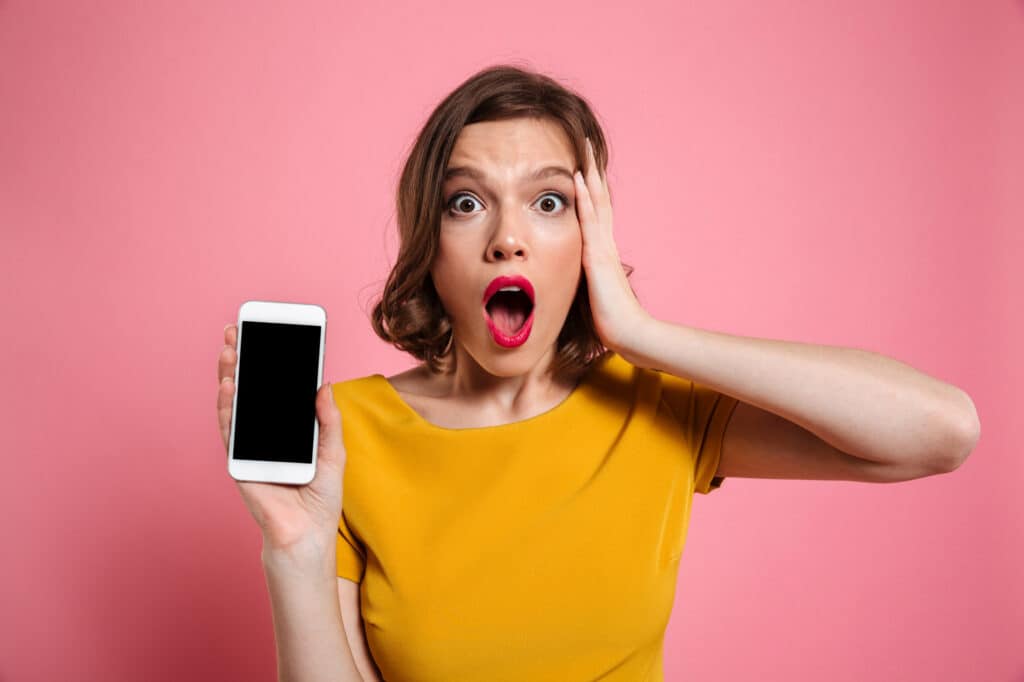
[489,238,526,260]
[487,210,530,260]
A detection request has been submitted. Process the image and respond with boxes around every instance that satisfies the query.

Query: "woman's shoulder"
[384,364,435,397]
[331,364,433,411]
[330,371,386,401]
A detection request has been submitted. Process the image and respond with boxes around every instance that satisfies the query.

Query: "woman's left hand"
[574,137,651,352]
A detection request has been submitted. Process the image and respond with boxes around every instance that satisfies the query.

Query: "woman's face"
[431,117,583,376]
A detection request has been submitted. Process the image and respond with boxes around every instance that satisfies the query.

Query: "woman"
[216,65,980,681]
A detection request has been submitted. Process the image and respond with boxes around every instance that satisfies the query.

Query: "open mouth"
[484,289,535,337]
[481,275,536,347]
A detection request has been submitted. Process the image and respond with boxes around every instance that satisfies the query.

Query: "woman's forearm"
[261,537,363,682]
[617,317,978,468]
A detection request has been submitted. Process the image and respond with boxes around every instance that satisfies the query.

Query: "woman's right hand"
[217,324,346,554]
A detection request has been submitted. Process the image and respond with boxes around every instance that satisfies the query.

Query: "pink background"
[2,1,1021,680]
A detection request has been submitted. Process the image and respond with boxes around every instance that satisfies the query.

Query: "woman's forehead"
[442,163,575,186]
[448,119,575,167]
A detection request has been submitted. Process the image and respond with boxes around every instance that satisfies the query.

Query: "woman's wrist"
[261,530,337,575]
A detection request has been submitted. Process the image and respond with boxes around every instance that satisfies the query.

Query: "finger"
[574,170,598,232]
[218,325,239,451]
[316,382,345,468]
[219,323,237,383]
[584,137,606,199]
[218,343,236,384]
[217,371,234,451]
[584,137,610,224]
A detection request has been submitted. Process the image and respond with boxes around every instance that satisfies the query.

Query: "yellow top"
[332,350,739,681]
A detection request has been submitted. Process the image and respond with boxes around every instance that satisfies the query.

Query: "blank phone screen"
[233,320,322,463]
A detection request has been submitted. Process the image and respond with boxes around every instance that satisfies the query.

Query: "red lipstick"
[482,275,535,348]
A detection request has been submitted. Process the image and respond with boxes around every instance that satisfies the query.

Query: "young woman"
[216,65,980,682]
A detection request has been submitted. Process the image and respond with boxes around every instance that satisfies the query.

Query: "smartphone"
[227,300,326,485]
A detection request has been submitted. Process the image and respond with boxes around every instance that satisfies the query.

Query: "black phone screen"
[233,320,322,463]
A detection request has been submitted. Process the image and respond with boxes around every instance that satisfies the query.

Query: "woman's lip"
[482,274,535,305]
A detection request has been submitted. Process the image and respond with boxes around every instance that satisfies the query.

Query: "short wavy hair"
[370,63,639,377]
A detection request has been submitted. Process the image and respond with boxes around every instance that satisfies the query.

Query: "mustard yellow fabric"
[332,350,739,681]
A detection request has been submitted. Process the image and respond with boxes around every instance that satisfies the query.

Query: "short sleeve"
[337,510,366,582]
[658,371,740,494]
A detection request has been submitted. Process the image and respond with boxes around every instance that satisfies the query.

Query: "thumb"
[316,382,345,467]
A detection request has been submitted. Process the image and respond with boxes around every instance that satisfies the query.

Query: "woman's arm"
[262,537,364,682]
[618,318,980,474]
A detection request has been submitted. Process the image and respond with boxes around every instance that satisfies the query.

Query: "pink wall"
[2,1,1020,680]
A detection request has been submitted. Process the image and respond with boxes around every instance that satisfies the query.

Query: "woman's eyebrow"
[443,165,575,183]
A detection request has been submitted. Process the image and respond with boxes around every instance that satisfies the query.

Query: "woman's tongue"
[489,300,527,335]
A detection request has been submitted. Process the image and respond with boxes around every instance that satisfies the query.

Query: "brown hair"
[370,63,639,377]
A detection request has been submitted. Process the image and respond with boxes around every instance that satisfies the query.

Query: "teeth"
[498,286,522,292]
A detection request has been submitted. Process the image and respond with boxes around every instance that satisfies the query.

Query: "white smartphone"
[227,300,326,485]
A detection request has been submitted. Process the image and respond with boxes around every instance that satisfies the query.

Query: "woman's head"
[370,64,637,378]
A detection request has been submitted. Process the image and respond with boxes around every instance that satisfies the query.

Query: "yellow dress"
[332,350,739,681]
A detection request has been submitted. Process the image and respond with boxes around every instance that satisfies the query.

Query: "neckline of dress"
[373,351,614,434]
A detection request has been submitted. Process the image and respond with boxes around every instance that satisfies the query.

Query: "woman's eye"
[536,192,568,213]
[445,192,570,216]
[447,193,482,215]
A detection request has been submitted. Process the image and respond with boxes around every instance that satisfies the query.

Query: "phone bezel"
[227,299,326,485]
